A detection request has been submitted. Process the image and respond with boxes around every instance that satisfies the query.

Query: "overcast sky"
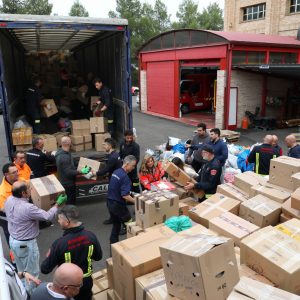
[49,0,224,20]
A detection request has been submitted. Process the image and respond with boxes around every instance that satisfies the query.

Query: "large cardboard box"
[216,183,249,202]
[292,173,300,191]
[238,264,274,286]
[291,188,300,210]
[276,218,300,242]
[188,193,240,227]
[250,185,290,203]
[95,133,111,151]
[240,226,300,294]
[163,161,204,198]
[71,119,90,136]
[127,221,145,239]
[92,269,108,295]
[135,191,179,229]
[92,290,108,300]
[70,135,92,152]
[282,198,300,220]
[106,258,114,289]
[178,223,218,237]
[239,194,281,227]
[12,127,33,145]
[41,134,57,152]
[135,269,179,300]
[234,171,267,195]
[111,226,175,300]
[159,234,239,300]
[107,289,115,300]
[228,277,300,300]
[53,132,69,147]
[209,212,259,246]
[30,174,65,210]
[269,156,300,190]
[280,213,291,223]
[40,99,58,117]
[77,157,101,180]
[90,117,107,133]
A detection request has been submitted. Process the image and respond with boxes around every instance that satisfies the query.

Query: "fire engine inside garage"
[138,29,300,130]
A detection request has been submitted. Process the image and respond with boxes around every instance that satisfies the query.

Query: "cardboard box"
[84,134,93,150]
[240,226,300,294]
[179,197,198,216]
[239,194,282,227]
[291,188,300,210]
[292,172,300,191]
[135,269,179,300]
[107,289,115,300]
[217,183,249,202]
[111,226,175,300]
[95,133,111,151]
[209,212,259,246]
[70,135,92,152]
[106,258,113,289]
[234,171,267,195]
[228,277,300,300]
[276,218,300,242]
[127,221,145,239]
[174,187,190,199]
[178,223,218,237]
[238,265,275,286]
[71,119,90,136]
[12,127,33,145]
[53,132,69,147]
[163,161,204,198]
[135,191,179,229]
[250,185,290,204]
[16,144,32,151]
[282,198,300,220]
[160,234,239,300]
[92,269,108,295]
[90,117,107,133]
[92,290,108,300]
[188,193,240,228]
[77,157,101,180]
[30,174,65,210]
[280,213,292,223]
[269,156,300,190]
[40,99,58,117]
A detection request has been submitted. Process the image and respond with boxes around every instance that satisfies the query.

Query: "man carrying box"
[4,181,67,294]
[185,145,221,201]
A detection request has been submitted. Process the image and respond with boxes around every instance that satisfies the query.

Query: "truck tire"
[181,103,190,114]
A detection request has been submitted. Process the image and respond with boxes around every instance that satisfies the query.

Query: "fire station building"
[138,29,300,129]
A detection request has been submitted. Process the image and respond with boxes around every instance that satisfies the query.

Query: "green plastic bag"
[164,215,192,233]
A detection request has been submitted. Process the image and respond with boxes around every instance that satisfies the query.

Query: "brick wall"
[225,0,300,36]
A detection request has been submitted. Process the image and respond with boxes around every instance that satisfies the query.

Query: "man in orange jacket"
[0,162,19,245]
[13,151,32,181]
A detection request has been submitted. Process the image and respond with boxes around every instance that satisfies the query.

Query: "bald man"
[4,181,66,294]
[272,135,283,156]
[248,135,280,175]
[285,134,300,158]
[55,137,86,205]
[31,263,83,300]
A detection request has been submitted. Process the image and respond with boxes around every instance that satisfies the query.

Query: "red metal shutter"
[147,61,176,117]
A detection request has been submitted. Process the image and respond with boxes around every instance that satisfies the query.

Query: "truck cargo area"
[0,14,132,155]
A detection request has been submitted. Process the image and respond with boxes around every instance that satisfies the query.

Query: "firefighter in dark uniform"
[94,77,114,134]
[120,129,140,193]
[41,205,102,300]
[25,77,43,134]
[184,145,221,201]
[247,135,280,175]
[26,137,55,179]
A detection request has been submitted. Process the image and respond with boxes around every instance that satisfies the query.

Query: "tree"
[199,2,223,30]
[153,0,171,32]
[173,0,200,29]
[0,0,52,14]
[69,0,89,17]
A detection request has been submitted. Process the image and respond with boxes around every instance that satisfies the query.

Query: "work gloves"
[81,165,91,175]
[56,194,67,206]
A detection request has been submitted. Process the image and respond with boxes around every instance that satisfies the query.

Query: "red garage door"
[147,61,177,117]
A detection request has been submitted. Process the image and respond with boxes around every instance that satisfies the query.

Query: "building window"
[243,3,266,21]
[232,51,266,65]
[290,0,300,13]
[269,52,298,64]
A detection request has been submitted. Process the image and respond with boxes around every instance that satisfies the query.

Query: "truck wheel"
[181,104,189,114]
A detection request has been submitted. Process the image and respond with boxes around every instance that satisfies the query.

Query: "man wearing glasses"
[31,263,83,300]
[41,205,102,300]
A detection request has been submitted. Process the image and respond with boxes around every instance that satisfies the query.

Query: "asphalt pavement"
[0,97,297,281]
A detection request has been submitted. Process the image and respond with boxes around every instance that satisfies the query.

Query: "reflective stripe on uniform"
[107,120,114,124]
[64,252,71,263]
[84,245,94,278]
[255,153,260,174]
